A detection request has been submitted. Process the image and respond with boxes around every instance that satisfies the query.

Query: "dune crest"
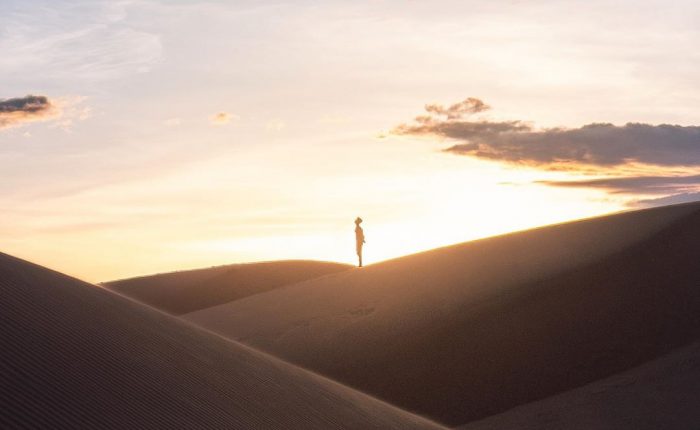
[104,260,351,315]
[183,202,700,426]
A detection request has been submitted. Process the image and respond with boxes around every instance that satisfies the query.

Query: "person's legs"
[356,245,363,267]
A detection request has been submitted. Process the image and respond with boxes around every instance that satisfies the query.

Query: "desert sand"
[104,260,351,314]
[0,252,442,429]
[460,338,700,430]
[9,201,700,429]
[182,202,700,426]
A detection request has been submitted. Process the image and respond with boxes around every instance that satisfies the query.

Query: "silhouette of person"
[355,217,365,267]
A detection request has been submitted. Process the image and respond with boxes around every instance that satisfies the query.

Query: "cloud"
[265,119,286,132]
[423,97,490,120]
[164,117,182,127]
[393,98,700,168]
[0,95,58,129]
[635,192,700,208]
[48,96,92,132]
[538,173,700,209]
[538,174,700,195]
[210,112,237,126]
[0,2,162,83]
[394,97,700,208]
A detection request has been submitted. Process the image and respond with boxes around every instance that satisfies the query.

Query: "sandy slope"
[0,252,442,429]
[184,202,700,426]
[104,260,351,314]
[460,339,700,430]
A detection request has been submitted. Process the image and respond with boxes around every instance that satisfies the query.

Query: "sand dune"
[460,339,700,430]
[184,202,700,426]
[104,260,351,314]
[0,252,442,429]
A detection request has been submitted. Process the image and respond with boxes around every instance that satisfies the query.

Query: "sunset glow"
[3,0,699,281]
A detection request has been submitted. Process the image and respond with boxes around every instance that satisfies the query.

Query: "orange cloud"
[210,112,237,126]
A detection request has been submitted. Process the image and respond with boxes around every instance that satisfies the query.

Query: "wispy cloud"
[539,174,700,195]
[265,119,285,132]
[49,96,92,132]
[538,173,700,207]
[0,95,58,129]
[635,192,700,208]
[423,97,490,120]
[0,1,162,83]
[164,117,182,127]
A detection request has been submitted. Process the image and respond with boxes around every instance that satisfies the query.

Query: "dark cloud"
[635,192,700,208]
[394,118,529,138]
[0,95,56,129]
[538,174,700,209]
[393,97,700,207]
[538,174,700,194]
[423,97,490,120]
[393,99,700,168]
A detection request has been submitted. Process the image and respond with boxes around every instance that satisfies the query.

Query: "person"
[355,217,365,267]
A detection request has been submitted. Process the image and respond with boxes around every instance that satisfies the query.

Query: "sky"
[2,0,700,282]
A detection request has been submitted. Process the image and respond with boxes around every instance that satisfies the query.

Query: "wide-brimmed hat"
[355,217,363,224]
